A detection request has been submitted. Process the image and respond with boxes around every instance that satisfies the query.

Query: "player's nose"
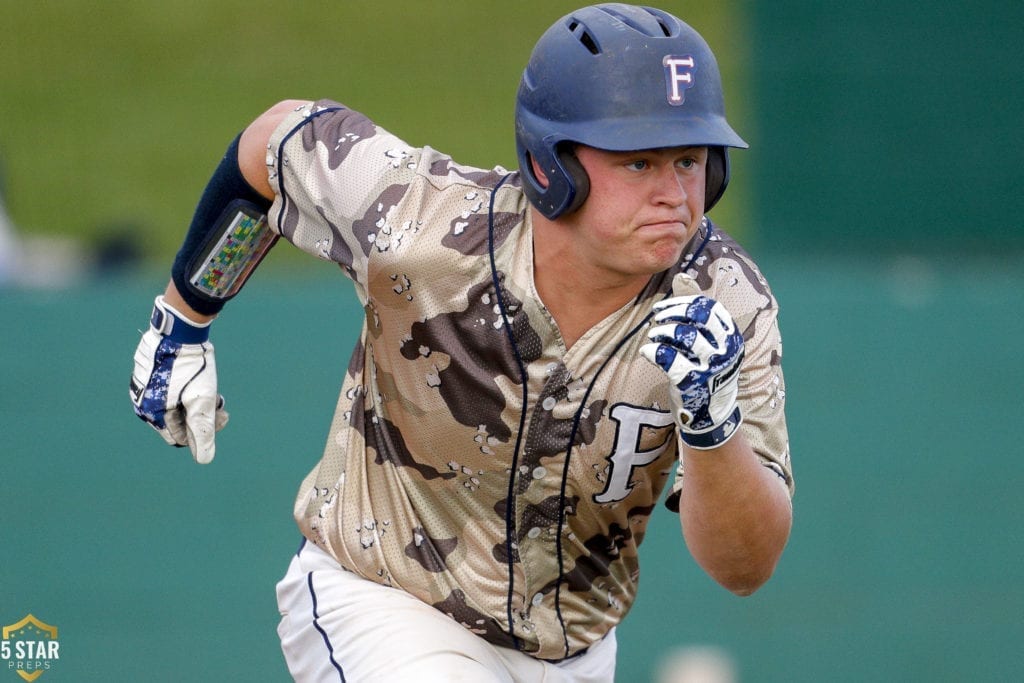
[652,163,687,207]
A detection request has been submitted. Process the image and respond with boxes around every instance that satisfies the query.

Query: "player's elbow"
[715,566,776,596]
[239,99,315,198]
[696,536,788,596]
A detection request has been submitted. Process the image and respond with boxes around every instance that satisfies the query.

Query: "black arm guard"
[171,134,275,315]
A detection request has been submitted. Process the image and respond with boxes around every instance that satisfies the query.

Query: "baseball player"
[129,4,794,681]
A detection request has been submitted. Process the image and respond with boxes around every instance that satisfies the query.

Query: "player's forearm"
[677,432,792,596]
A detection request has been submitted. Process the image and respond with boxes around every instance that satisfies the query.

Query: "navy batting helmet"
[515,4,748,219]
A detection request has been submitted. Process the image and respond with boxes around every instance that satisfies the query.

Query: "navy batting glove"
[129,296,228,463]
[640,295,744,450]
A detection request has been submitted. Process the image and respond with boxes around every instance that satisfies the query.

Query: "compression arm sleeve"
[170,134,276,315]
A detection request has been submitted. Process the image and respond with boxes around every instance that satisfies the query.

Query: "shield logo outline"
[2,614,59,682]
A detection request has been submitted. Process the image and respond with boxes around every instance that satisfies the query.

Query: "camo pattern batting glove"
[640,294,744,450]
[129,296,228,464]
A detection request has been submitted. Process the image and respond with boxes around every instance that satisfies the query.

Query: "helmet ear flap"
[704,146,731,213]
[557,147,590,216]
[520,144,591,220]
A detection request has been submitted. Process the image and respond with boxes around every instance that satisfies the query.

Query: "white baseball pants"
[275,540,617,682]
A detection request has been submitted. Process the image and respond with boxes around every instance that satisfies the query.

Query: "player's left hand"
[129,296,228,464]
[640,294,744,450]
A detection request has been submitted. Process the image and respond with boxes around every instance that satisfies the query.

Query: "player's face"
[571,144,707,280]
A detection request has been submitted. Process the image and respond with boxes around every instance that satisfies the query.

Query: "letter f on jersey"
[593,404,676,504]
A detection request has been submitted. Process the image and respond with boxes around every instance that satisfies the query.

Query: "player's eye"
[626,160,649,171]
[676,157,696,169]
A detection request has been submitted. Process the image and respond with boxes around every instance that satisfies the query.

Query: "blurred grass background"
[2,1,1022,682]
[0,0,753,263]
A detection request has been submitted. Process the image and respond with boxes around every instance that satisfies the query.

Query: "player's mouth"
[636,219,689,236]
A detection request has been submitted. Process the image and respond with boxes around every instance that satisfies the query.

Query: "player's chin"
[642,234,688,269]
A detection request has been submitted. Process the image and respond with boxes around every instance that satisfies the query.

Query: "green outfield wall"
[2,256,1022,682]
[745,1,1024,255]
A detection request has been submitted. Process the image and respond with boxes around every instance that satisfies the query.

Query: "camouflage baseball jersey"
[265,100,793,661]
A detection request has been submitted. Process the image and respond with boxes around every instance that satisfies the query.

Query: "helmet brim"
[546,112,748,153]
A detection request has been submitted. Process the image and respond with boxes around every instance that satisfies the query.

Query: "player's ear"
[529,154,550,189]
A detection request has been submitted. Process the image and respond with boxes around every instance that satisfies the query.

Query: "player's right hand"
[129,296,228,464]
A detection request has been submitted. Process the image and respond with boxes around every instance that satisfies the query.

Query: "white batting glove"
[640,295,744,450]
[129,296,228,464]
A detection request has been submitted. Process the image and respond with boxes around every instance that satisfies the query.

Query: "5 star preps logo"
[1,615,60,681]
